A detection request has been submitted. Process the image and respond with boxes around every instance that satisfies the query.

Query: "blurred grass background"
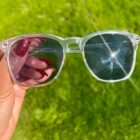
[1,0,140,139]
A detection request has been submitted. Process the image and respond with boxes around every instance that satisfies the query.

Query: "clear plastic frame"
[0,30,140,87]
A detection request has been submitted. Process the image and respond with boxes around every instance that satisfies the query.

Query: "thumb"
[0,56,13,97]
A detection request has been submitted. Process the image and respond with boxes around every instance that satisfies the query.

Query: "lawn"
[1,0,140,139]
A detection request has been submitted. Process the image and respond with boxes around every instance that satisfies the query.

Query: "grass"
[0,0,140,139]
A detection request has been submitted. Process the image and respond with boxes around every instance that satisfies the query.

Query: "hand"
[0,38,55,139]
[0,55,26,140]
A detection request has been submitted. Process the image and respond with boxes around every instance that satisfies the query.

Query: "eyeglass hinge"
[0,42,8,52]
[130,35,140,47]
[133,35,140,42]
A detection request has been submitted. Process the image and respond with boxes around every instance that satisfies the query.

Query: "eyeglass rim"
[81,31,139,83]
[6,36,66,88]
[0,30,140,87]
[1,30,140,53]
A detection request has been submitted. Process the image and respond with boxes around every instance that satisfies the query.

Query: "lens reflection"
[84,34,135,81]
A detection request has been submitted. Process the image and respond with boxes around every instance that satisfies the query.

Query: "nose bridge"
[64,37,82,53]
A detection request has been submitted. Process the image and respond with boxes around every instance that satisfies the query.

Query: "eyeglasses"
[0,30,140,87]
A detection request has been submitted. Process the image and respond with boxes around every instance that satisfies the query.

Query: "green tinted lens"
[84,34,135,81]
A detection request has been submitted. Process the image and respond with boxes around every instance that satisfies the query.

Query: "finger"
[38,58,53,67]
[20,79,38,85]
[29,38,41,48]
[45,68,56,77]
[19,67,56,86]
[25,56,47,69]
[10,38,44,75]
[36,68,56,83]
[2,85,26,140]
[19,66,43,79]
[10,52,27,76]
[14,39,31,57]
[13,37,43,57]
[0,57,13,97]
[10,39,31,75]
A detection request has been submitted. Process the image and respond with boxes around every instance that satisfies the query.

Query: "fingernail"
[36,69,48,77]
[14,39,31,57]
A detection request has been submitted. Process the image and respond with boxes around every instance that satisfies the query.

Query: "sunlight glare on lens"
[95,32,139,92]
[82,0,139,92]
[111,51,117,58]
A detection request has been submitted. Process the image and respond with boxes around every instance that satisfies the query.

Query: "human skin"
[0,55,27,139]
[0,42,55,139]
